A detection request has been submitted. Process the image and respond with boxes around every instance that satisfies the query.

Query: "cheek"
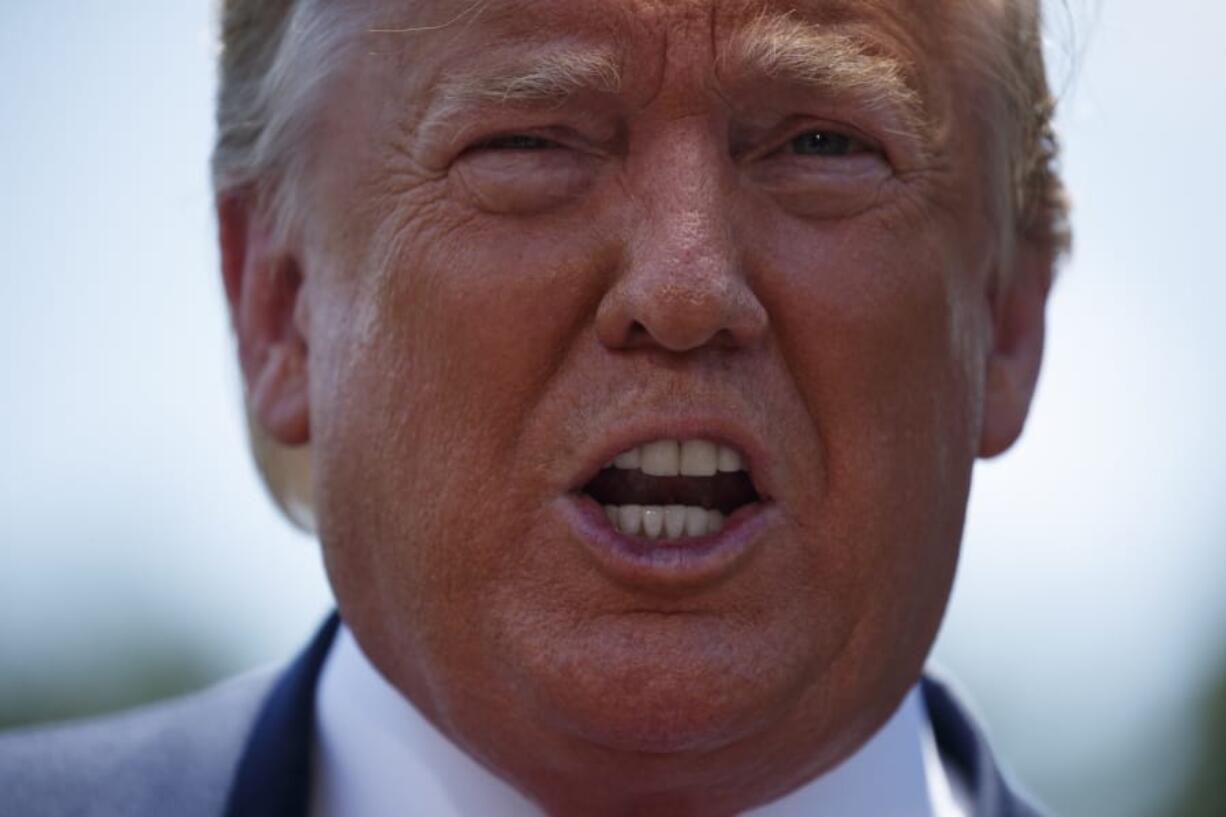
[366,211,612,447]
[755,210,982,637]
[319,193,606,439]
[762,207,984,470]
[307,199,616,644]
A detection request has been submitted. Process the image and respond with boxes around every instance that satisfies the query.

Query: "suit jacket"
[0,615,1047,816]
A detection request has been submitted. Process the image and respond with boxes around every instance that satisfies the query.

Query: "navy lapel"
[922,675,1047,817]
[224,614,341,817]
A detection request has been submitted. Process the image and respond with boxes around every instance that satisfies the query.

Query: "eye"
[787,130,868,157]
[750,125,893,220]
[471,134,561,152]
[453,131,594,215]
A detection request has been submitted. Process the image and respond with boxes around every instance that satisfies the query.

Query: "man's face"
[287,0,1024,809]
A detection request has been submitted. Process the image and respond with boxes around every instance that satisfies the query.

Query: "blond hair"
[212,0,1071,527]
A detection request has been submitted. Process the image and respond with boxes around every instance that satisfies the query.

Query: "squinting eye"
[788,131,862,157]
[473,134,559,151]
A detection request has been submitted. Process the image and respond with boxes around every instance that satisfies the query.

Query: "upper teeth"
[606,439,745,477]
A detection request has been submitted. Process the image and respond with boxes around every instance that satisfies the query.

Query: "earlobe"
[217,193,311,447]
[978,240,1054,458]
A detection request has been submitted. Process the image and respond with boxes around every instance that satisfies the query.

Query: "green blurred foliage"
[0,640,225,731]
[1167,659,1226,817]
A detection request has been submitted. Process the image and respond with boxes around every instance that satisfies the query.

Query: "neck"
[315,625,937,817]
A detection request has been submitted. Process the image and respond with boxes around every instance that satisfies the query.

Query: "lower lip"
[556,494,777,591]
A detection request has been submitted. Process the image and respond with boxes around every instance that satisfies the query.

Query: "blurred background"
[1,1,1223,815]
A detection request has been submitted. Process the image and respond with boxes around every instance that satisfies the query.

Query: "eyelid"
[455,116,618,158]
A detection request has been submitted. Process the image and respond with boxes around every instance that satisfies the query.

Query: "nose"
[595,137,768,354]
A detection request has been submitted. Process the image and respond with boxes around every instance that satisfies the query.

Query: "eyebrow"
[422,46,623,129]
[722,11,930,139]
[412,10,930,145]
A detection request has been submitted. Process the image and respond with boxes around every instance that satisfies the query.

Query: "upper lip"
[566,417,774,502]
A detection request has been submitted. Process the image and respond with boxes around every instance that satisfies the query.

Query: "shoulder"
[0,666,279,817]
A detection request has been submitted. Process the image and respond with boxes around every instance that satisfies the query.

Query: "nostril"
[709,327,742,350]
[634,300,728,353]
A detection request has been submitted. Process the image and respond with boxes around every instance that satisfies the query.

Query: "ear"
[978,239,1054,458]
[217,193,311,447]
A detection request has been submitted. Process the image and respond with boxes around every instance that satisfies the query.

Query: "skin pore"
[220,0,1052,814]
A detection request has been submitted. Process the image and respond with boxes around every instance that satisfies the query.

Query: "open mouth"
[580,439,762,541]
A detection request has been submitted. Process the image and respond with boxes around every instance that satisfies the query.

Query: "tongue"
[582,469,758,513]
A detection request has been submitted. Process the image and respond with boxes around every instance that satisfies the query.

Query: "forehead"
[356,0,941,32]
[344,0,968,89]
[309,0,994,160]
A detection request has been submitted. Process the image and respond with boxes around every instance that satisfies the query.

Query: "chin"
[562,691,769,756]
[509,612,819,757]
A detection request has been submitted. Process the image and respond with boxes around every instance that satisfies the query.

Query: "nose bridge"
[649,169,731,284]
[598,123,766,353]
[637,122,732,276]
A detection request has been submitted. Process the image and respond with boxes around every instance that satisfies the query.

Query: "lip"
[557,493,779,592]
[564,418,776,502]
[559,418,778,591]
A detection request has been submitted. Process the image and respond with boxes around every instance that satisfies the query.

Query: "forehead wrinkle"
[721,9,932,140]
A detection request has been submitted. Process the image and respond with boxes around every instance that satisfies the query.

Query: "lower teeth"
[603,504,726,539]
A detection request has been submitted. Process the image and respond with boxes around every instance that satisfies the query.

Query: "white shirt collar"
[311,625,969,817]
